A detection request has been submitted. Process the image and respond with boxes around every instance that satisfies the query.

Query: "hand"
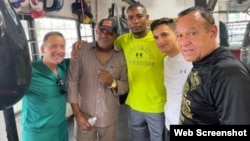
[71,40,87,59]
[75,112,92,131]
[97,70,113,86]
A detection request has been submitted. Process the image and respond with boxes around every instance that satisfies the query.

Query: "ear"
[146,14,149,20]
[210,24,218,39]
[40,44,45,54]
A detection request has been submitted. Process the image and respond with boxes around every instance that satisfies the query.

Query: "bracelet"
[109,79,117,89]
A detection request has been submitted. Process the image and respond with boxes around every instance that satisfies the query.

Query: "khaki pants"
[75,119,118,141]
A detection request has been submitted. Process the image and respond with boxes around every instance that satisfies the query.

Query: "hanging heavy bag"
[71,0,93,23]
[219,21,229,47]
[108,3,129,35]
[0,0,31,110]
[29,0,45,18]
[242,21,250,47]
[119,6,130,34]
[44,0,64,12]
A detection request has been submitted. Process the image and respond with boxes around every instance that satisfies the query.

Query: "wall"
[17,0,223,27]
[94,0,220,42]
[21,0,221,46]
[95,0,194,22]
[17,0,78,19]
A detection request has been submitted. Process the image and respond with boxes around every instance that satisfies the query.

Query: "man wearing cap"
[67,17,128,141]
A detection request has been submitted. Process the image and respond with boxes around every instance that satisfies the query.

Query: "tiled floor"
[116,105,130,141]
[0,104,130,141]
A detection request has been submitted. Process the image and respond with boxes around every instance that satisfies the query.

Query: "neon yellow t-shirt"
[115,31,166,113]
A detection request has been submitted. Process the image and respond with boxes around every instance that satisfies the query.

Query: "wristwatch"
[110,79,117,88]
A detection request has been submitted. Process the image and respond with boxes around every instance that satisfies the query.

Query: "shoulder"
[178,54,193,68]
[60,59,70,67]
[213,48,247,75]
[76,42,96,56]
[205,54,250,88]
[31,60,42,68]
[81,42,95,50]
[115,33,133,43]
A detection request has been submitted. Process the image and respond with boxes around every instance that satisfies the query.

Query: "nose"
[177,36,190,48]
[130,17,139,24]
[156,37,164,45]
[56,45,65,52]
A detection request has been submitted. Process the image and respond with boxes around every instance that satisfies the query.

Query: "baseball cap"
[98,18,118,35]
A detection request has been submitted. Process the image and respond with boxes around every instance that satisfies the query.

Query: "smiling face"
[152,24,179,57]
[41,34,66,66]
[96,28,118,50]
[176,11,218,62]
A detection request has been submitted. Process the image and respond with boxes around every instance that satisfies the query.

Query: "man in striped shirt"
[67,17,128,141]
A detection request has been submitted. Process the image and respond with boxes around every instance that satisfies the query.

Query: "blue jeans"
[165,127,170,141]
[128,107,165,141]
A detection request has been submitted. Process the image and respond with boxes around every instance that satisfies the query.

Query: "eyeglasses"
[57,77,67,94]
[96,29,115,36]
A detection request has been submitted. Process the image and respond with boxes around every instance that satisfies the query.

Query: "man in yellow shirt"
[115,3,166,141]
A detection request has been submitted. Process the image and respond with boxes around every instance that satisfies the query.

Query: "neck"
[168,45,180,57]
[42,59,57,75]
[133,29,149,39]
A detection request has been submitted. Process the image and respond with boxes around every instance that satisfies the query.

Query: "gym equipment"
[0,1,31,141]
[44,0,64,12]
[219,21,230,47]
[71,0,93,24]
[108,1,129,35]
[0,0,31,110]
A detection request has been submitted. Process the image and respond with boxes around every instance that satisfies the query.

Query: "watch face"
[111,80,117,88]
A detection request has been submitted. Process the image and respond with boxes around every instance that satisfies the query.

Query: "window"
[80,23,94,42]
[226,13,250,48]
[20,16,39,61]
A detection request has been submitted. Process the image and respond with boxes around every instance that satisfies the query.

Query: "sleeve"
[114,38,121,49]
[114,34,125,50]
[62,59,70,73]
[66,52,81,103]
[116,54,129,96]
[213,65,250,124]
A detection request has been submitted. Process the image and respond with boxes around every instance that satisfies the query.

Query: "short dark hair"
[178,6,215,28]
[150,18,175,31]
[126,3,147,13]
[43,31,64,43]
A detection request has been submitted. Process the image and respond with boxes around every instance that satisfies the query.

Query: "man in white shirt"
[150,18,193,141]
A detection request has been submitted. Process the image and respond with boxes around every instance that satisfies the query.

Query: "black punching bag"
[0,0,31,110]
